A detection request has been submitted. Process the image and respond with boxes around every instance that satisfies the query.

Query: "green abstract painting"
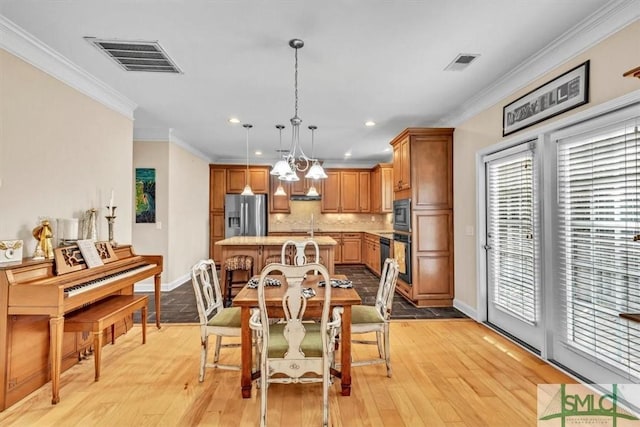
[135,168,156,223]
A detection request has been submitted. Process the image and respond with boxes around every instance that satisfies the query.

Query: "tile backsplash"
[269,201,392,232]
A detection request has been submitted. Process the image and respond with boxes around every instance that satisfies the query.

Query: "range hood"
[290,194,321,201]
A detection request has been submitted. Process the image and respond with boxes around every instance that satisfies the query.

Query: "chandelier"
[271,39,328,182]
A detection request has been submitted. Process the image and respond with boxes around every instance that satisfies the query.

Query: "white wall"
[132,140,209,289]
[167,142,209,283]
[0,49,133,254]
[452,20,640,312]
[0,43,208,290]
[132,141,169,283]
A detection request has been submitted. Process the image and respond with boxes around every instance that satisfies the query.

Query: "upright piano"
[0,244,162,410]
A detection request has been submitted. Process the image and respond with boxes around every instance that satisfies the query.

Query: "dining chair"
[191,259,242,381]
[351,257,400,377]
[281,239,321,271]
[249,262,342,427]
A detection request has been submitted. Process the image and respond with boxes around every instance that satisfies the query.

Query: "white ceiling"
[0,0,625,166]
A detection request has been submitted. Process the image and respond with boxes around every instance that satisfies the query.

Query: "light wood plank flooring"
[0,320,574,426]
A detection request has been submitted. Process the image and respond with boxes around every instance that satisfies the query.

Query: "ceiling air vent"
[84,37,182,73]
[444,53,480,71]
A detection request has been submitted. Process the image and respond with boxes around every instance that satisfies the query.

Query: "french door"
[551,116,640,384]
[485,142,543,351]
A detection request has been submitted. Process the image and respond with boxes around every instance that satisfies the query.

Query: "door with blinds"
[485,142,543,351]
[552,117,640,383]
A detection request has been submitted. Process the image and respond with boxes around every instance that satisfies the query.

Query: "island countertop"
[215,236,338,246]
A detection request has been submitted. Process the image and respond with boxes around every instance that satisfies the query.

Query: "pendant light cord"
[243,123,252,184]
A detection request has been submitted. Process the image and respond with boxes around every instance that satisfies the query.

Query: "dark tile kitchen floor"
[134,265,467,324]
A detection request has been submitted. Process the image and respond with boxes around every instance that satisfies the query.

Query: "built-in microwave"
[393,198,411,232]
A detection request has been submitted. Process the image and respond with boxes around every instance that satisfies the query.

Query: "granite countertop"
[269,229,395,239]
[364,230,395,238]
[215,236,338,246]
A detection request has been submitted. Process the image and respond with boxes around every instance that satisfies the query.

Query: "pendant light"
[305,125,328,179]
[305,124,322,197]
[273,125,288,196]
[240,123,254,196]
[306,184,320,197]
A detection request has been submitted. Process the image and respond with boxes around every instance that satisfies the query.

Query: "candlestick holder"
[105,206,118,247]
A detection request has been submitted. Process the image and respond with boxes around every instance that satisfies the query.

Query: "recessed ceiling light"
[344,152,352,158]
[254,150,262,156]
[228,117,240,124]
[365,121,376,127]
[384,147,391,152]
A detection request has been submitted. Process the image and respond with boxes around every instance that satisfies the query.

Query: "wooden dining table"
[232,274,362,398]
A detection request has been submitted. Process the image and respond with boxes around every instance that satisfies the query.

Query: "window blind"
[487,148,538,324]
[556,118,640,380]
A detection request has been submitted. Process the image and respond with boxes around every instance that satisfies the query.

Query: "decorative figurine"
[32,219,54,260]
[83,208,98,241]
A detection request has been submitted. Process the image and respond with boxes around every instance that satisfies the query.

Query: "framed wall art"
[503,60,589,136]
[135,168,156,223]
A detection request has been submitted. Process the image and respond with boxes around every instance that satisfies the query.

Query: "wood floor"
[0,320,574,426]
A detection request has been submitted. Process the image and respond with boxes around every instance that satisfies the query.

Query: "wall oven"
[393,232,412,284]
[393,198,411,232]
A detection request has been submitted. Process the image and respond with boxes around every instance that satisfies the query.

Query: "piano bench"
[64,294,148,381]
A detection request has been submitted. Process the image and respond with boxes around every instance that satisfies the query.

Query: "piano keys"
[64,263,157,297]
[0,244,162,410]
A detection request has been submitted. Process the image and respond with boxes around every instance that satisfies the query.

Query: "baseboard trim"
[453,298,478,320]
[134,272,189,293]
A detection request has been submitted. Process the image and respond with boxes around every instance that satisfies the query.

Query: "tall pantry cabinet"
[391,128,454,307]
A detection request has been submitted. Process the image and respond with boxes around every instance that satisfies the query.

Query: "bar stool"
[224,255,254,306]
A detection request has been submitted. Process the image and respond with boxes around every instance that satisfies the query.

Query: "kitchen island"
[215,236,338,293]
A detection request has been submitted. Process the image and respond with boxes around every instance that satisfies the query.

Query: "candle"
[64,218,79,240]
[109,189,114,211]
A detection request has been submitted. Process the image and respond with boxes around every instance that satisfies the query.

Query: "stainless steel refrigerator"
[224,194,268,238]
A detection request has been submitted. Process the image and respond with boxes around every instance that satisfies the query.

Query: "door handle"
[240,202,245,235]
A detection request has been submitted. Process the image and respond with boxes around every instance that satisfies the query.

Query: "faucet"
[308,213,315,238]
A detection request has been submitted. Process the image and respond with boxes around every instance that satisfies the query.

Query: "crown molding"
[169,130,213,163]
[133,128,213,163]
[0,15,136,119]
[442,0,640,127]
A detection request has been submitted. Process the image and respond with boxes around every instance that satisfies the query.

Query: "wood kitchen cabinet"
[389,128,454,307]
[340,171,359,212]
[210,212,225,263]
[411,134,453,210]
[413,210,454,305]
[321,169,370,213]
[371,163,392,213]
[210,167,226,213]
[392,136,411,192]
[210,165,227,263]
[363,233,381,275]
[226,166,269,194]
[269,175,290,213]
[341,232,362,264]
[316,232,342,263]
[320,172,341,212]
[358,172,370,212]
